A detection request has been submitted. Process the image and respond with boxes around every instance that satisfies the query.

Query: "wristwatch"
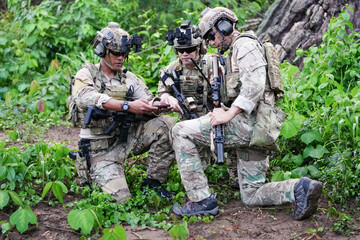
[122,101,130,112]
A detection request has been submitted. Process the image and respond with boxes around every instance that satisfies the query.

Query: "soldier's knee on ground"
[101,177,131,203]
[90,160,131,203]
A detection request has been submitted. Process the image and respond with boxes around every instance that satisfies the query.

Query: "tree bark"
[255,0,360,65]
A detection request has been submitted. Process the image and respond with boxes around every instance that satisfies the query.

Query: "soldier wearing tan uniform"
[158,20,218,168]
[68,22,175,203]
[171,7,323,220]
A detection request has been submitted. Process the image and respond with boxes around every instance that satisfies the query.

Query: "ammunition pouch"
[249,101,285,152]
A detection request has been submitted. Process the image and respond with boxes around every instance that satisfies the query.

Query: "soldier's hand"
[129,99,157,114]
[163,96,183,114]
[210,106,243,127]
[152,99,171,114]
[210,108,229,127]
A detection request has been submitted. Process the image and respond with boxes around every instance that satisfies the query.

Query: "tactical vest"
[167,57,213,119]
[67,63,129,134]
[222,32,284,106]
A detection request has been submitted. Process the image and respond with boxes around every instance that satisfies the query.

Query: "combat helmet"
[167,20,207,55]
[93,22,141,57]
[198,7,238,39]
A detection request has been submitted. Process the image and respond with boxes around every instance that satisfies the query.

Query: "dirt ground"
[1,126,359,240]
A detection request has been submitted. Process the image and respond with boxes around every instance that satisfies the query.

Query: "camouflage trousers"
[76,115,175,203]
[171,113,298,204]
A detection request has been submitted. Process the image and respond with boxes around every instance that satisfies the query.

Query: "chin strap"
[103,51,118,72]
[219,32,230,54]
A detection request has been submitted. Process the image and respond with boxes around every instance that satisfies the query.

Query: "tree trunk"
[255,0,360,65]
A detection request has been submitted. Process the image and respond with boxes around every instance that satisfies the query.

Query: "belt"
[237,150,268,161]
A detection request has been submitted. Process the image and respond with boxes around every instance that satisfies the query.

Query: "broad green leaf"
[52,182,64,203]
[0,37,7,46]
[42,182,53,199]
[101,225,127,240]
[68,209,94,235]
[271,171,284,182]
[7,190,23,207]
[292,167,308,178]
[291,154,304,167]
[55,181,68,194]
[1,222,11,233]
[169,222,189,240]
[0,165,6,181]
[280,114,304,139]
[303,145,314,158]
[17,83,29,92]
[300,130,321,145]
[0,191,10,209]
[309,145,329,158]
[26,36,37,46]
[307,165,319,177]
[0,140,6,149]
[9,206,38,234]
[6,130,18,141]
[283,171,292,180]
[24,23,36,33]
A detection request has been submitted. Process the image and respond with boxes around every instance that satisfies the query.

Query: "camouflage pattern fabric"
[172,114,297,204]
[89,115,175,202]
[72,63,175,203]
[171,33,299,205]
[158,56,213,120]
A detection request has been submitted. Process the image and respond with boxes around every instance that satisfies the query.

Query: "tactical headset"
[214,18,234,37]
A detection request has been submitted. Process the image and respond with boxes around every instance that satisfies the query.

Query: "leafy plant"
[68,209,96,235]
[42,181,69,203]
[9,206,38,234]
[100,225,127,240]
[272,6,360,205]
[169,221,189,240]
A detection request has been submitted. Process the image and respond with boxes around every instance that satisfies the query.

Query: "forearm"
[102,98,124,111]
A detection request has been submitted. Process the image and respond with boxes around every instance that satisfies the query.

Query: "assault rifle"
[161,71,198,120]
[84,106,153,143]
[189,56,224,164]
[211,55,225,164]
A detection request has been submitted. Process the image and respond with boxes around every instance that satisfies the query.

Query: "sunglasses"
[109,49,127,57]
[204,30,216,41]
[176,46,197,54]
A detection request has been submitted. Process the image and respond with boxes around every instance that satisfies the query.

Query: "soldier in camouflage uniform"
[157,20,216,168]
[68,22,175,203]
[171,7,323,220]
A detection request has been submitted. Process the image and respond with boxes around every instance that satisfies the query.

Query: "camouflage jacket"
[158,55,214,119]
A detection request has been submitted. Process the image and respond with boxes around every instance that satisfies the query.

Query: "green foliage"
[169,221,189,240]
[101,225,127,240]
[42,181,69,203]
[274,6,360,203]
[68,209,95,235]
[0,0,272,128]
[9,206,38,234]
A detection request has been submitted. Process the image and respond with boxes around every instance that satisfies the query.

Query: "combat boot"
[293,177,322,220]
[172,194,219,217]
[141,177,174,199]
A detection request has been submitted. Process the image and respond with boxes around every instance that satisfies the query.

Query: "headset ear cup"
[216,18,234,36]
[94,42,106,57]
